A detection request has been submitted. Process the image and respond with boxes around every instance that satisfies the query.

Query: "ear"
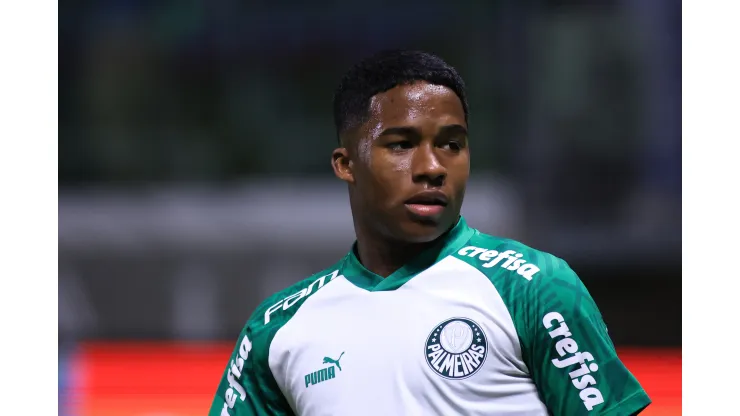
[331,147,354,184]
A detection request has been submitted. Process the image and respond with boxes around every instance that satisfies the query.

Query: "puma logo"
[322,352,345,371]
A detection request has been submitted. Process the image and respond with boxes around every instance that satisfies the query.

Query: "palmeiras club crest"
[424,317,488,379]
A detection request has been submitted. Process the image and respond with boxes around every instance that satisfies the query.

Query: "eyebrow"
[437,124,468,138]
[378,124,468,140]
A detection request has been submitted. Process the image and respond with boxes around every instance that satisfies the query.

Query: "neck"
[355,235,436,278]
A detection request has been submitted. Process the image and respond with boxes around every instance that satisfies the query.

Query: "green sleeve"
[208,267,341,415]
[523,265,651,416]
[208,320,294,416]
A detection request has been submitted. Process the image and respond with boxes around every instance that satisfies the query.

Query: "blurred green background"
[58,1,681,414]
[59,0,680,344]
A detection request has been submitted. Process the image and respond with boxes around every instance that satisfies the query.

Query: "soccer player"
[209,50,651,416]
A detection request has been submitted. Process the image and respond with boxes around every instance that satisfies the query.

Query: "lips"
[404,191,448,219]
[405,191,449,207]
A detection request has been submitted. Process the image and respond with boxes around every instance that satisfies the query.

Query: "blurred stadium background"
[59,0,681,415]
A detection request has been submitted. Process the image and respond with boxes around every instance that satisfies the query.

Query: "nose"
[412,143,446,186]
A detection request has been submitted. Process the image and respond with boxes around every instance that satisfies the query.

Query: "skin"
[331,81,470,277]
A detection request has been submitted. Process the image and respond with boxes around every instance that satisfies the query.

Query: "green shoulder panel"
[208,264,344,416]
[453,230,651,416]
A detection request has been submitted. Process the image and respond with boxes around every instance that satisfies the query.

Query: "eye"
[443,140,463,152]
[387,141,413,150]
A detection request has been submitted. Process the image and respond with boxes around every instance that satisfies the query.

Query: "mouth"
[404,191,449,218]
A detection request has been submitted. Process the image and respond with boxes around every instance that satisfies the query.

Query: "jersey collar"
[340,216,475,292]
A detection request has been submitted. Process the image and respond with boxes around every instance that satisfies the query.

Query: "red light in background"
[65,343,681,416]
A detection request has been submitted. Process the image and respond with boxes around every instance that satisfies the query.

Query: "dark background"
[59,0,681,349]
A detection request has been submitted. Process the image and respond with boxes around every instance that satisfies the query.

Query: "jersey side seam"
[450,257,527,371]
[266,272,349,409]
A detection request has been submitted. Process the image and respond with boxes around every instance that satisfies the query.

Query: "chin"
[395,218,449,244]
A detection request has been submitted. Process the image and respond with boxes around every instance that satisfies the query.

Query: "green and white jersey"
[209,218,651,416]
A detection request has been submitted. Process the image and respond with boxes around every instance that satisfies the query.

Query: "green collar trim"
[340,217,474,292]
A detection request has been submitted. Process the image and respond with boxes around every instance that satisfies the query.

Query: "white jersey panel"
[267,256,548,416]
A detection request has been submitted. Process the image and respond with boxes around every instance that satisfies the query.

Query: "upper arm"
[522,266,651,416]
[209,323,294,416]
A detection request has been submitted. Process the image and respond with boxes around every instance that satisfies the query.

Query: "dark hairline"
[338,80,467,147]
[332,50,469,145]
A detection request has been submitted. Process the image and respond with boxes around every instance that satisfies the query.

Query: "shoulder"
[246,260,345,334]
[453,229,603,337]
[451,229,573,283]
[451,229,592,307]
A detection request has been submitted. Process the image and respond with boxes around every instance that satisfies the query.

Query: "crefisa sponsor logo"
[543,311,605,412]
[457,246,540,280]
[220,334,252,415]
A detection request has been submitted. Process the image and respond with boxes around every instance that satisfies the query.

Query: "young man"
[209,50,651,416]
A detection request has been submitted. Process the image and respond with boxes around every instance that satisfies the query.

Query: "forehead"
[366,82,466,131]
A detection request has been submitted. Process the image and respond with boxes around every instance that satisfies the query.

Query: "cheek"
[363,160,406,203]
[369,165,401,196]
[449,160,470,197]
[357,139,373,165]
[369,150,409,179]
[391,156,411,173]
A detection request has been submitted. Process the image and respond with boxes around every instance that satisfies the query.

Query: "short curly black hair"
[332,50,469,143]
